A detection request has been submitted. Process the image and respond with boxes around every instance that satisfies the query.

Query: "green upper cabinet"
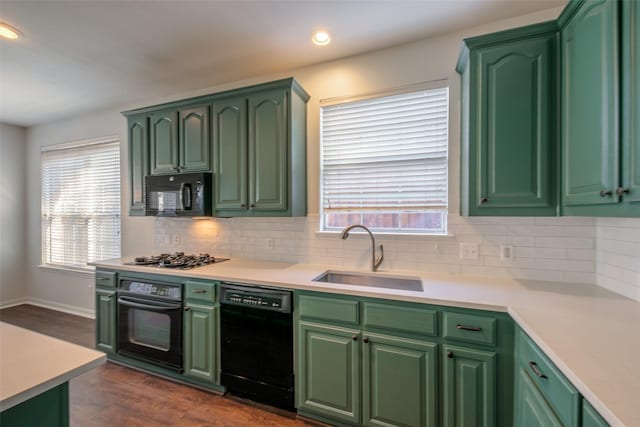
[621,0,640,207]
[127,115,149,216]
[179,105,211,173]
[150,106,210,175]
[122,77,308,217]
[457,22,559,216]
[150,110,180,175]
[213,96,248,212]
[560,0,639,216]
[561,0,619,208]
[248,89,288,212]
[212,79,309,217]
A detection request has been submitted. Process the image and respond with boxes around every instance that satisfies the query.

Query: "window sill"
[315,230,456,239]
[38,264,95,277]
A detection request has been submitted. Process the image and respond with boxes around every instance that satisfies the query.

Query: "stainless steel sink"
[312,271,423,292]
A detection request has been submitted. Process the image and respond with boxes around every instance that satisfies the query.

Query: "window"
[320,83,449,234]
[41,137,121,270]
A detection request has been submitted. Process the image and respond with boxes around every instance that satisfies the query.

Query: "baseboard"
[24,298,95,319]
[0,297,29,309]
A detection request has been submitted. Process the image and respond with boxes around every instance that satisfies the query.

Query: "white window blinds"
[41,139,121,269]
[320,85,449,233]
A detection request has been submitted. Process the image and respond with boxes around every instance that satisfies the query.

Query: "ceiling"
[0,0,566,127]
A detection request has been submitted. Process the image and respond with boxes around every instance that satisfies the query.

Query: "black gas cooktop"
[125,252,229,270]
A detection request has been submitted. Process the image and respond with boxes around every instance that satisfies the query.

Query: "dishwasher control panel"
[219,283,292,313]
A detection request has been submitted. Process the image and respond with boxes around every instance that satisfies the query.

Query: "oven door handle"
[117,297,182,311]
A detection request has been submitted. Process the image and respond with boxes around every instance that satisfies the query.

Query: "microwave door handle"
[117,297,181,311]
[181,183,192,210]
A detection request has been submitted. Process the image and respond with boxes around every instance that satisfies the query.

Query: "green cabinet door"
[298,322,361,425]
[442,345,496,427]
[561,0,619,207]
[248,89,288,212]
[95,288,116,354]
[127,115,148,216]
[213,97,248,213]
[362,333,438,427]
[472,34,557,215]
[183,303,217,383]
[150,110,179,175]
[457,22,558,216]
[582,400,609,427]
[514,368,562,427]
[622,0,640,206]
[179,105,210,173]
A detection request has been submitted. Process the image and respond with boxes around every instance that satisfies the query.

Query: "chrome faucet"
[339,224,384,272]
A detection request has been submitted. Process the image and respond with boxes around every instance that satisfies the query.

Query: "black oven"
[117,279,183,371]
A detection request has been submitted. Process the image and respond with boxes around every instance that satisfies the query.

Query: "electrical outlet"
[266,238,274,250]
[174,235,181,246]
[500,244,514,261]
[459,242,479,260]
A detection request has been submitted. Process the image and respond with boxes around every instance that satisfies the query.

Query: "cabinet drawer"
[184,281,217,303]
[363,302,437,337]
[298,294,359,325]
[516,329,579,427]
[95,271,117,288]
[443,311,496,346]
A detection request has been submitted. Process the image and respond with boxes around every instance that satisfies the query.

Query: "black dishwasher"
[220,283,294,411]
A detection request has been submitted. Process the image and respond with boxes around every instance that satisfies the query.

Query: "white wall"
[22,5,640,315]
[0,123,27,306]
[25,111,153,315]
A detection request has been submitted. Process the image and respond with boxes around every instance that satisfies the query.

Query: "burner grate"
[126,252,229,269]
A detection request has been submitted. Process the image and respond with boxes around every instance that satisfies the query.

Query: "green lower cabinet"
[442,344,496,427]
[582,400,609,427]
[183,303,217,383]
[515,368,562,427]
[95,288,116,354]
[362,333,438,427]
[0,382,69,427]
[298,322,361,425]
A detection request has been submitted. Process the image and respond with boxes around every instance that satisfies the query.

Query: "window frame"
[40,135,122,272]
[319,80,450,235]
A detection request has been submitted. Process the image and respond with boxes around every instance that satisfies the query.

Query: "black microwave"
[145,173,212,217]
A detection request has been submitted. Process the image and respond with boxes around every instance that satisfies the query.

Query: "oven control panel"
[220,283,292,313]
[120,280,181,300]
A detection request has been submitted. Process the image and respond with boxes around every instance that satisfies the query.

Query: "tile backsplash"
[595,218,640,301]
[151,215,638,297]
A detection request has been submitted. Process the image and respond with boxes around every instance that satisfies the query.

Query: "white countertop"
[96,257,640,427]
[0,322,106,411]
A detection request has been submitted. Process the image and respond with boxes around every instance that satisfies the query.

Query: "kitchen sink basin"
[312,271,423,292]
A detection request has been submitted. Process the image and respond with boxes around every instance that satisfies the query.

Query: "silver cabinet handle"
[528,361,548,379]
[600,189,613,197]
[456,324,482,332]
[616,187,630,196]
[191,289,207,294]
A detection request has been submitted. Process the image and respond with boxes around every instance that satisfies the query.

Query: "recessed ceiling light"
[312,30,331,46]
[0,22,20,40]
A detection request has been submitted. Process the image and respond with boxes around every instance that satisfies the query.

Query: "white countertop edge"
[1,353,106,411]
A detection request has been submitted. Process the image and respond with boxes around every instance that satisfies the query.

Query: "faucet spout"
[339,224,384,272]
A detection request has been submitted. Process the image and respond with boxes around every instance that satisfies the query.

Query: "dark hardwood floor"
[0,304,322,427]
